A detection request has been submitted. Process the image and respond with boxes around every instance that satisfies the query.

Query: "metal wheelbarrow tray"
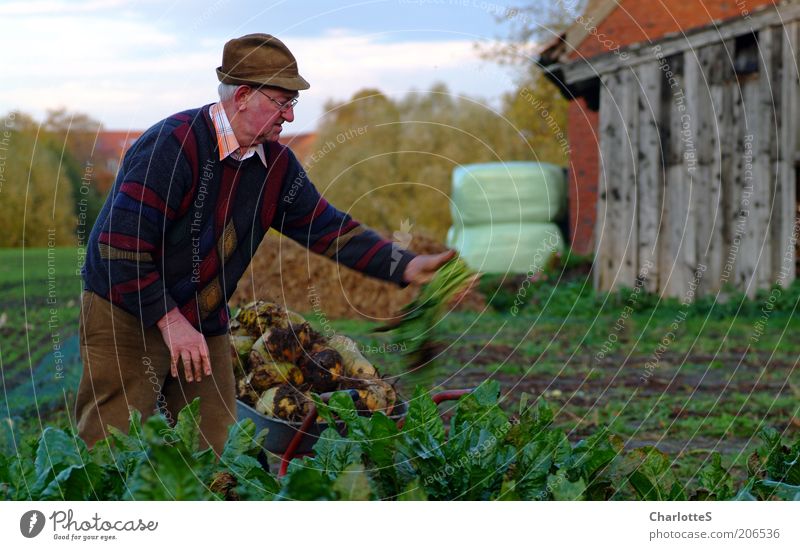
[236,396,407,455]
[236,388,473,477]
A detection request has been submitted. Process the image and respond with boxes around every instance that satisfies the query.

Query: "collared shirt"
[209,102,268,167]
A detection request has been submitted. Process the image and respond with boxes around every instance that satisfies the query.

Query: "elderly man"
[75,34,453,454]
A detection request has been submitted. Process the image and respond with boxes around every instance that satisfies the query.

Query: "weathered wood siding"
[594,23,800,298]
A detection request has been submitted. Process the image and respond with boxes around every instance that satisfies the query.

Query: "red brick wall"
[571,0,777,59]
[567,97,599,255]
[566,0,777,255]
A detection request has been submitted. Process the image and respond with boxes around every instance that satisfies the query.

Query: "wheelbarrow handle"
[278,389,358,478]
[432,388,474,404]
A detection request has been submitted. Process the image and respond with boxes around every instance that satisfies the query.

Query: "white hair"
[218,83,241,101]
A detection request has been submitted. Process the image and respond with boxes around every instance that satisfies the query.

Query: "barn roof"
[539,0,619,66]
[540,0,798,103]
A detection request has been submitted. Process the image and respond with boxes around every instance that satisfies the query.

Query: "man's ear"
[233,85,252,111]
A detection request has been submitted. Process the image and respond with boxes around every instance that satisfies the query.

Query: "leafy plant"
[377,257,476,356]
[0,398,279,501]
[4,395,800,501]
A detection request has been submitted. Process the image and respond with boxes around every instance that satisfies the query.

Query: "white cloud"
[0,0,136,16]
[0,23,516,131]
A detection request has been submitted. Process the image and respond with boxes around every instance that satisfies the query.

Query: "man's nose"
[281,105,295,122]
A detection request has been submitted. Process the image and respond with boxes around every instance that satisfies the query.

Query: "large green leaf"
[512,430,570,500]
[278,467,336,501]
[307,427,362,479]
[397,478,428,501]
[622,447,679,501]
[506,399,554,448]
[695,452,734,500]
[360,413,403,498]
[140,412,175,448]
[748,428,800,488]
[568,428,624,481]
[33,428,91,497]
[359,413,399,468]
[220,419,267,464]
[39,463,105,500]
[402,386,445,444]
[548,471,586,500]
[333,464,374,500]
[124,443,217,501]
[3,448,37,500]
[223,454,279,500]
[174,398,202,453]
[752,480,800,500]
[450,381,508,442]
[88,413,150,500]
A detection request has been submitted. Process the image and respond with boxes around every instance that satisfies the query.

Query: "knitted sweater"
[82,105,415,336]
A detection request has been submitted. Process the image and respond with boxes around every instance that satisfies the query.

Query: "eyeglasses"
[255,89,298,112]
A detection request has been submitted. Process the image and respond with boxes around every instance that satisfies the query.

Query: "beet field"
[1,247,800,500]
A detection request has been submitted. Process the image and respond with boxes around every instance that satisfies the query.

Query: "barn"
[540,0,800,298]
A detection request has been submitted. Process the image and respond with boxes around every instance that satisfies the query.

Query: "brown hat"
[216,33,310,91]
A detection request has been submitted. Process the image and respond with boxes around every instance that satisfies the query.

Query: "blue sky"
[0,0,548,133]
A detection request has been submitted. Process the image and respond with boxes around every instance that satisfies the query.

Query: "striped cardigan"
[82,105,414,335]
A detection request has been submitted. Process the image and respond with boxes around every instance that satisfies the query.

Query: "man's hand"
[402,250,457,285]
[157,308,212,383]
[402,250,481,302]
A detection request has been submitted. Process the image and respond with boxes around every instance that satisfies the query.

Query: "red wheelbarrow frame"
[278,388,474,477]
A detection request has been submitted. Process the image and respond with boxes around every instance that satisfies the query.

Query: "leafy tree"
[44,108,105,239]
[501,69,570,165]
[483,1,589,165]
[307,84,533,240]
[0,112,77,247]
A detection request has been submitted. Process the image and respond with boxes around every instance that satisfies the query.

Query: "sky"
[0,0,547,134]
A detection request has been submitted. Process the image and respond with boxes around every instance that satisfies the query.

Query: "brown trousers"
[74,291,236,455]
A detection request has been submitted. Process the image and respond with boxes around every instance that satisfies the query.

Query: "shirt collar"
[209,102,268,167]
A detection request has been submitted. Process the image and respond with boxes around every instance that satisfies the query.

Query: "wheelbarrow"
[236,388,473,477]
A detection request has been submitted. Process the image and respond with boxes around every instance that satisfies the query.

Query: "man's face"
[240,86,297,145]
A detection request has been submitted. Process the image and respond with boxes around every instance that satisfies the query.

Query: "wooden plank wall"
[660,52,694,298]
[635,62,663,292]
[775,22,799,286]
[594,23,799,298]
[595,68,639,291]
